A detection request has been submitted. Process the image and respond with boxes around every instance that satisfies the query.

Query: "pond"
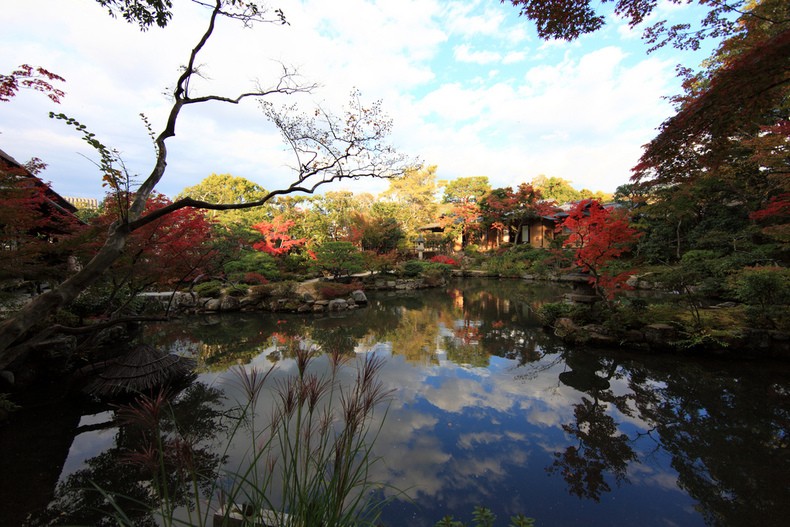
[2,278,789,526]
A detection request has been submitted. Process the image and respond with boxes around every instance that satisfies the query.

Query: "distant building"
[64,196,99,210]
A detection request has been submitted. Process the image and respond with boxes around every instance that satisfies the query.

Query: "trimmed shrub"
[193,280,223,298]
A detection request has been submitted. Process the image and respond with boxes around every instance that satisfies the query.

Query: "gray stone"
[328,299,348,311]
[204,298,222,311]
[220,295,240,312]
[350,290,368,304]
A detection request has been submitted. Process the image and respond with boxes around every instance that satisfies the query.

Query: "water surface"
[4,279,789,526]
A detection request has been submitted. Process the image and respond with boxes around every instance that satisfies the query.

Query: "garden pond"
[1,278,789,526]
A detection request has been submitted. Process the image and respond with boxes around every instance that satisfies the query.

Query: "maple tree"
[557,200,641,301]
[480,183,557,246]
[0,64,65,103]
[441,176,491,247]
[0,0,406,367]
[251,216,307,256]
[91,193,218,292]
[0,159,83,287]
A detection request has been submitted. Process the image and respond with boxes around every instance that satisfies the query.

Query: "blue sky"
[1,0,716,200]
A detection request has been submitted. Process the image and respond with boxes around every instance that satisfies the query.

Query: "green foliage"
[313,241,365,279]
[536,302,573,326]
[401,260,426,277]
[193,280,222,299]
[223,251,280,281]
[730,266,790,328]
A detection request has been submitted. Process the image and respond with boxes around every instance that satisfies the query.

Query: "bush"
[241,272,269,285]
[731,266,790,328]
[430,254,459,266]
[401,260,426,277]
[536,302,572,326]
[313,241,365,279]
[193,280,223,298]
[223,251,280,280]
[316,281,362,300]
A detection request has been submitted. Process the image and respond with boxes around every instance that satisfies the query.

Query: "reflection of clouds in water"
[628,462,683,492]
[59,420,118,482]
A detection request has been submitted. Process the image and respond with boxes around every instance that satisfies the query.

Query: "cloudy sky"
[1,0,714,200]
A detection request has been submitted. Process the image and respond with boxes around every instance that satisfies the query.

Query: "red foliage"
[557,200,641,299]
[316,281,362,300]
[90,194,218,288]
[0,64,65,103]
[251,216,307,256]
[750,193,790,222]
[430,255,459,266]
[243,272,269,285]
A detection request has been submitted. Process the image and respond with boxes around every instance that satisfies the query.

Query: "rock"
[553,317,579,338]
[328,299,348,311]
[350,290,368,304]
[581,324,618,346]
[297,303,313,313]
[204,298,222,311]
[301,292,316,303]
[220,295,240,312]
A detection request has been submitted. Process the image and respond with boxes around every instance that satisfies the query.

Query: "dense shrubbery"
[193,280,223,299]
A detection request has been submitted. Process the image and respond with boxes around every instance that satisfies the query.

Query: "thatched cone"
[84,344,196,398]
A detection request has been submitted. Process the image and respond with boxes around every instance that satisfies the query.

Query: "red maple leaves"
[558,200,641,299]
[251,216,307,256]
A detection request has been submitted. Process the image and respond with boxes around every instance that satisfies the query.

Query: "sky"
[1,0,717,201]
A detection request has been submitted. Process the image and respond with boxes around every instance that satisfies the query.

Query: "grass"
[110,339,396,527]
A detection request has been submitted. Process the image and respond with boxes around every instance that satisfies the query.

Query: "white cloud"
[1,0,685,199]
[454,44,501,64]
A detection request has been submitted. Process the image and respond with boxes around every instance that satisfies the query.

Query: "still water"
[3,279,789,526]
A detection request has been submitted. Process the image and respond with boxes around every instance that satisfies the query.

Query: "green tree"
[379,165,440,238]
[313,241,365,279]
[531,175,580,204]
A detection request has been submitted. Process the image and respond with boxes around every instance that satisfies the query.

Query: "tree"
[479,182,556,246]
[80,193,218,316]
[440,176,491,247]
[504,0,764,51]
[313,241,365,279]
[531,175,581,204]
[0,0,406,367]
[0,159,83,287]
[379,164,439,238]
[250,216,307,256]
[0,64,65,103]
[557,200,641,301]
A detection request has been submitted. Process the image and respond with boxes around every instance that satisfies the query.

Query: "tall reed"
[116,337,394,527]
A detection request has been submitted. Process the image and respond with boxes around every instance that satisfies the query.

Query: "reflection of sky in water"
[49,283,726,527]
[59,411,117,482]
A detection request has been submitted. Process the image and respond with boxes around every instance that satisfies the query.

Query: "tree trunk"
[0,226,128,369]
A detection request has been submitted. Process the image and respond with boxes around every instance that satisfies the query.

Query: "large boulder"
[350,290,368,304]
[220,295,240,312]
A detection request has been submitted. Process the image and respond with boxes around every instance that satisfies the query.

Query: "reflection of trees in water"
[625,360,790,525]
[550,351,636,501]
[27,382,226,526]
[551,349,790,524]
